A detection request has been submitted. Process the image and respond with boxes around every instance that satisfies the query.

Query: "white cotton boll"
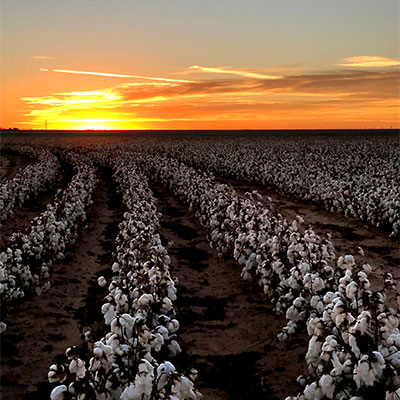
[349,334,361,358]
[371,351,385,378]
[362,263,372,274]
[167,285,177,301]
[120,384,138,400]
[138,293,154,307]
[69,358,86,379]
[112,262,120,273]
[344,254,355,267]
[171,376,197,399]
[101,303,115,325]
[48,364,67,383]
[306,336,322,369]
[319,374,335,399]
[167,340,181,356]
[89,357,101,372]
[312,277,325,292]
[286,305,300,322]
[50,385,68,400]
[157,361,175,391]
[303,382,322,400]
[0,322,7,334]
[94,341,113,356]
[386,388,400,400]
[346,281,358,300]
[167,319,180,334]
[354,355,376,387]
[120,313,134,329]
[162,297,173,311]
[293,296,305,308]
[156,325,169,340]
[151,333,164,352]
[93,347,103,357]
[98,276,107,287]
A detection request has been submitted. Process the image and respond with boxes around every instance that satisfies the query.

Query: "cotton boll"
[166,319,180,334]
[346,281,358,300]
[48,364,67,383]
[171,376,197,399]
[101,303,115,325]
[98,276,107,287]
[0,322,7,334]
[157,361,176,391]
[303,382,322,400]
[162,297,173,311]
[120,383,138,400]
[354,355,376,387]
[50,385,68,400]
[319,374,335,399]
[69,358,86,379]
[167,339,182,356]
[138,293,154,307]
[370,351,385,379]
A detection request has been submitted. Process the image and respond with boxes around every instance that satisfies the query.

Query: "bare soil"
[0,168,124,399]
[215,176,400,291]
[150,182,307,400]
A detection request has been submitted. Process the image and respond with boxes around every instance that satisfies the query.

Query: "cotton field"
[0,131,399,400]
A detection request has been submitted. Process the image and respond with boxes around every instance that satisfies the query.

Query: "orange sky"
[1,1,399,130]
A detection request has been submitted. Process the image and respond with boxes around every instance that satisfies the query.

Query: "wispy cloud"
[337,56,400,68]
[189,65,281,80]
[40,68,194,83]
[32,56,54,59]
[22,67,399,129]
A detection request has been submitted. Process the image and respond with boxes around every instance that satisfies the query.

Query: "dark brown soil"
[149,182,307,400]
[0,168,124,399]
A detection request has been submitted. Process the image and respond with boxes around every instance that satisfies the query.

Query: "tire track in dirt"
[215,176,400,292]
[0,160,73,250]
[0,168,124,400]
[149,181,307,400]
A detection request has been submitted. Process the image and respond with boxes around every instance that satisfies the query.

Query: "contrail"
[40,68,195,83]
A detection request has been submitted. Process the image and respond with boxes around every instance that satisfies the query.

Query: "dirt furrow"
[0,168,124,400]
[215,176,400,290]
[149,182,307,400]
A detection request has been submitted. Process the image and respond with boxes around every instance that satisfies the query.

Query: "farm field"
[0,130,399,400]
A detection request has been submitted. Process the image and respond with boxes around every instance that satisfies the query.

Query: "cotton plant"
[48,155,201,399]
[0,147,60,222]
[0,151,97,333]
[285,258,400,399]
[157,138,400,238]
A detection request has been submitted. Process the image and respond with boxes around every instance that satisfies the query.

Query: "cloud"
[189,65,281,80]
[337,56,400,68]
[40,68,194,83]
[22,67,399,129]
[32,56,54,59]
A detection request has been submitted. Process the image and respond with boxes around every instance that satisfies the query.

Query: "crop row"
[133,149,399,400]
[0,146,61,222]
[48,151,201,400]
[155,138,400,237]
[0,151,96,333]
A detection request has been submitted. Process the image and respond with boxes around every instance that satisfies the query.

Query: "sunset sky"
[1,0,399,130]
